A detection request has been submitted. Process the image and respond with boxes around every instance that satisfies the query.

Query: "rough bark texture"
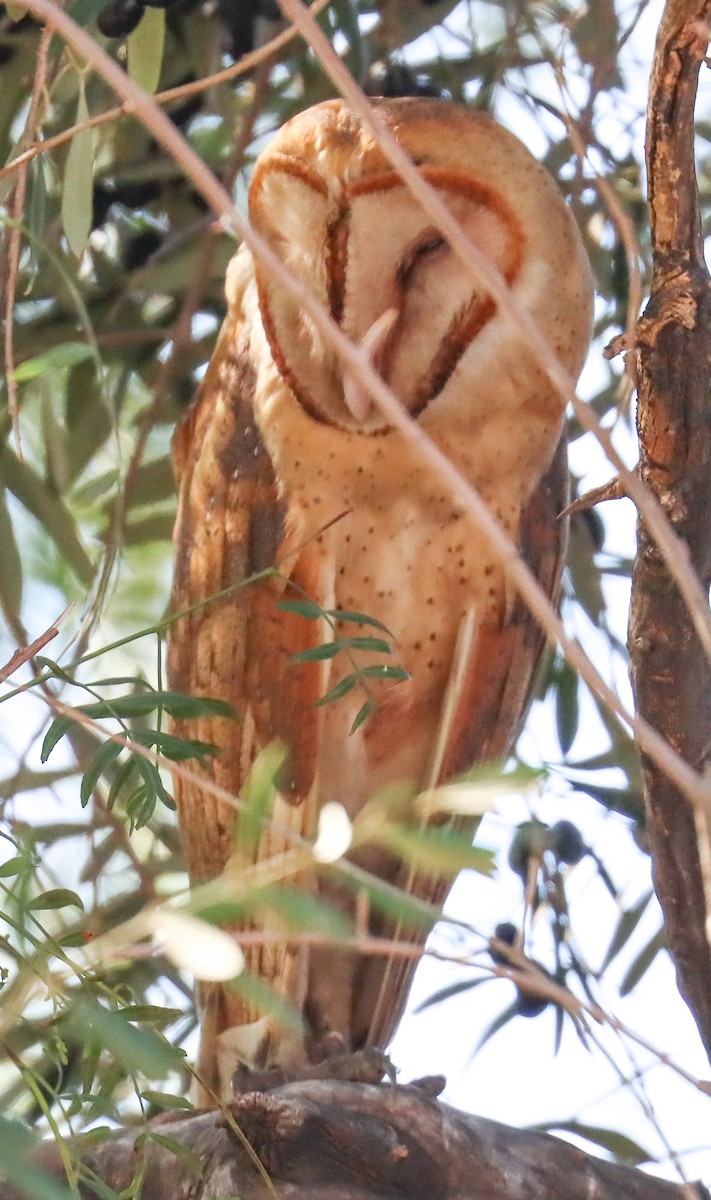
[1,1081,707,1200]
[628,0,711,1062]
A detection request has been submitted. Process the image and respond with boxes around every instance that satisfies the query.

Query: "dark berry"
[167,87,203,129]
[111,180,163,208]
[97,0,145,37]
[508,820,549,879]
[364,61,446,99]
[515,989,549,1018]
[218,0,258,58]
[122,229,163,270]
[490,922,518,965]
[550,820,587,865]
[92,184,115,229]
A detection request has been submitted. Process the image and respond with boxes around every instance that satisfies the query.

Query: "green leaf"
[555,662,579,756]
[234,743,283,856]
[325,608,394,636]
[40,717,75,762]
[77,691,236,721]
[276,598,323,620]
[620,927,665,996]
[114,1005,184,1025]
[0,488,22,623]
[80,738,124,806]
[257,886,352,937]
[0,855,29,878]
[28,887,84,911]
[127,7,165,94]
[42,693,236,762]
[376,823,495,878]
[139,1130,203,1176]
[62,80,94,258]
[107,755,139,808]
[530,1121,654,1166]
[315,673,359,706]
[350,699,374,733]
[358,665,409,681]
[0,446,95,586]
[64,996,184,1077]
[0,1117,75,1200]
[230,971,305,1037]
[140,1090,193,1111]
[339,868,436,933]
[340,636,392,654]
[12,342,95,382]
[600,890,654,974]
[414,975,488,1014]
[58,931,93,947]
[133,729,218,762]
[289,642,340,663]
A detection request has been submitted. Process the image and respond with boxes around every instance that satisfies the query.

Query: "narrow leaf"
[127,6,165,93]
[325,608,394,636]
[600,890,654,974]
[80,739,124,806]
[0,446,95,585]
[376,823,495,877]
[315,673,359,706]
[40,717,74,762]
[78,691,236,721]
[0,1117,74,1200]
[359,664,409,681]
[340,636,392,654]
[350,699,374,733]
[289,642,340,663]
[134,729,218,761]
[64,996,184,1076]
[0,488,22,622]
[234,743,283,856]
[12,342,95,382]
[620,927,665,996]
[140,1091,193,1111]
[530,1121,654,1166]
[276,599,323,620]
[62,82,93,258]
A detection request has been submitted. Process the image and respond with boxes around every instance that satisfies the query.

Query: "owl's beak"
[343,307,399,424]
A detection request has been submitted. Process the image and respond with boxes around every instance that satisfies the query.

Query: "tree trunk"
[628,0,711,1062]
[1,1081,706,1200]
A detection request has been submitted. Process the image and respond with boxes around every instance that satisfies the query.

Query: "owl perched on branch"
[168,97,593,1099]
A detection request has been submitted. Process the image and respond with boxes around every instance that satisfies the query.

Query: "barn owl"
[168,97,593,1099]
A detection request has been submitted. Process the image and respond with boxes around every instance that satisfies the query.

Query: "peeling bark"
[0,1081,706,1200]
[629,0,711,1061]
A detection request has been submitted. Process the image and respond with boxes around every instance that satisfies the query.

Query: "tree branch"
[629,0,711,1061]
[2,1082,706,1200]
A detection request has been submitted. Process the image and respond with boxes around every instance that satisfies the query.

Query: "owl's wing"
[355,436,569,1051]
[168,293,334,1091]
